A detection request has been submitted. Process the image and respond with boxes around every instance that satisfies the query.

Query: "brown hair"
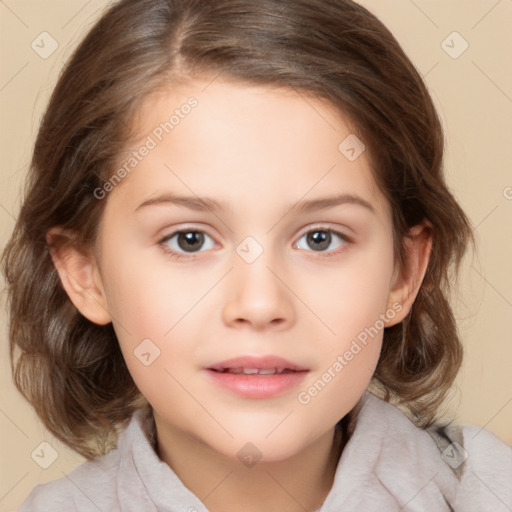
[2,0,474,459]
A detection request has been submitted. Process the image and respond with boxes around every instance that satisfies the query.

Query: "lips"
[205,355,309,399]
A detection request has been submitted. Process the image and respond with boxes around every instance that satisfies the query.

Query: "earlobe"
[47,228,112,325]
[385,220,433,327]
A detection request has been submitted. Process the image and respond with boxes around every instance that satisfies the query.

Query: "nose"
[222,254,296,331]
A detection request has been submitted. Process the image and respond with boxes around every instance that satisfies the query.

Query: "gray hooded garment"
[18,391,512,511]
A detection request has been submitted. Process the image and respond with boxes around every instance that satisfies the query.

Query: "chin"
[226,439,306,466]
[217,425,321,466]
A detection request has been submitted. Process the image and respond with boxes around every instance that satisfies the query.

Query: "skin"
[49,77,432,512]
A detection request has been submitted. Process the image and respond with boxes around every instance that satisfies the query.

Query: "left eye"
[295,229,348,253]
[160,230,215,254]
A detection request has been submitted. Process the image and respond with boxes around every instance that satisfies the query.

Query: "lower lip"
[205,369,309,399]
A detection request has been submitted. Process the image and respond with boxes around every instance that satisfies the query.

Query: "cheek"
[100,249,212,387]
[297,237,394,407]
[312,236,395,345]
[101,248,204,335]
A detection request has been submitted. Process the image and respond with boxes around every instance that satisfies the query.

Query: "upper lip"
[206,355,309,372]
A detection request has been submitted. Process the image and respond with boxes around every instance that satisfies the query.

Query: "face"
[91,77,400,462]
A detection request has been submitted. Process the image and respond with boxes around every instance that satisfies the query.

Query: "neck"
[154,418,345,512]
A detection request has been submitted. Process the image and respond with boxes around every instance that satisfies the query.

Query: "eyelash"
[158,226,352,262]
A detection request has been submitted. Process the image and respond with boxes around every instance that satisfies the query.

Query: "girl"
[3,0,511,510]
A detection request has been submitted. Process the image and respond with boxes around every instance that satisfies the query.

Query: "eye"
[159,229,215,258]
[295,227,350,255]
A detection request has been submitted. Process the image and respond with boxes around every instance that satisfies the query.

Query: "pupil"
[179,232,204,252]
[308,231,330,251]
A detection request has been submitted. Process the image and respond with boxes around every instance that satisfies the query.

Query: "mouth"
[209,367,299,375]
[205,355,309,398]
[206,355,309,374]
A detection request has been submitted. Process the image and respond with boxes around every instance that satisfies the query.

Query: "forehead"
[108,77,390,220]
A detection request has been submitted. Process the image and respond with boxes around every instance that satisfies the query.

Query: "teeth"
[242,368,261,375]
[220,368,290,375]
[258,368,277,375]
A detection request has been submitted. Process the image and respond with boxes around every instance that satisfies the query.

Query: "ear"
[47,228,112,325]
[385,220,433,327]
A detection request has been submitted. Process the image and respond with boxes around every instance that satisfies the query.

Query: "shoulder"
[348,392,512,509]
[18,449,122,512]
[451,423,512,511]
[17,406,155,512]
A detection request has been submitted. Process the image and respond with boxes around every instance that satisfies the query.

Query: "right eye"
[159,229,216,259]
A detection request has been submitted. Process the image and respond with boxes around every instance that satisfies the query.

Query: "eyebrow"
[135,193,376,215]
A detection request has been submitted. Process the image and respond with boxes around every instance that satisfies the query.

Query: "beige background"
[1,1,511,510]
